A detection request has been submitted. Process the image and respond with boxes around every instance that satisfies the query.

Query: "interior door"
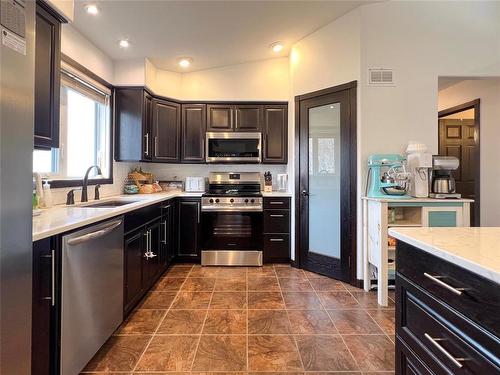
[298,85,356,281]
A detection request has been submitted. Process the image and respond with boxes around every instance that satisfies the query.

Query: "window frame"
[48,54,114,188]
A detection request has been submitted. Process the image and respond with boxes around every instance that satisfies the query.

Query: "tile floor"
[82,264,395,374]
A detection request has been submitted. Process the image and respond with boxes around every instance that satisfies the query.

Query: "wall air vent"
[368,68,394,86]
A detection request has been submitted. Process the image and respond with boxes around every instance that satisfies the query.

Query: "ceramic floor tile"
[156,309,207,334]
[164,267,192,278]
[309,278,346,291]
[294,335,359,372]
[181,277,216,291]
[247,265,276,276]
[210,292,247,309]
[343,335,395,372]
[248,309,292,334]
[117,309,165,334]
[135,335,199,372]
[137,291,177,309]
[304,270,331,280]
[366,309,396,334]
[328,310,384,334]
[317,291,359,309]
[203,310,247,334]
[192,335,247,371]
[171,291,212,309]
[248,335,303,372]
[350,292,395,309]
[248,276,280,291]
[214,277,247,291]
[82,335,150,372]
[248,291,285,309]
[217,267,248,279]
[282,292,323,309]
[153,277,186,291]
[287,310,337,334]
[189,266,221,277]
[275,267,307,279]
[278,278,314,291]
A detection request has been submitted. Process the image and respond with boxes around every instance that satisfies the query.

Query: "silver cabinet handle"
[162,221,167,244]
[154,136,158,157]
[269,238,284,242]
[197,202,201,223]
[269,201,284,205]
[424,273,465,295]
[67,220,122,246]
[42,250,56,306]
[144,133,149,156]
[144,230,150,252]
[270,214,284,218]
[424,333,467,368]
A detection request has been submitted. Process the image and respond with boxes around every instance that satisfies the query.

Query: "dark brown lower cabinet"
[263,197,291,263]
[124,228,145,314]
[396,241,500,375]
[177,198,201,262]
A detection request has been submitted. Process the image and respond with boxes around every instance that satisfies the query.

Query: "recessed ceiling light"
[270,42,284,53]
[118,39,130,48]
[85,4,99,15]
[178,57,193,68]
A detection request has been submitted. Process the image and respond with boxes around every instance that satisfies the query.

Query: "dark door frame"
[438,98,480,226]
[294,81,357,285]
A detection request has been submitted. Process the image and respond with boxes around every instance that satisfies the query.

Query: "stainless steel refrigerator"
[0,0,35,374]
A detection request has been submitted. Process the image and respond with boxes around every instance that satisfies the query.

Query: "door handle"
[301,190,309,196]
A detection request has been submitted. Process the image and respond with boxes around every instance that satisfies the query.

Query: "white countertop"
[33,191,202,241]
[262,191,292,197]
[388,227,500,284]
[363,197,473,203]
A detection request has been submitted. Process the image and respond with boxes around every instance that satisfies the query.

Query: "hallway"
[82,264,395,374]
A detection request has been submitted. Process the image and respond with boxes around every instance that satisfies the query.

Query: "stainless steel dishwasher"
[61,218,124,375]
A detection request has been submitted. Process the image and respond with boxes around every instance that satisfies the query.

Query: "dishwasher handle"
[67,219,123,246]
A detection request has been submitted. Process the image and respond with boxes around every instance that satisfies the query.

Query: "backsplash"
[47,162,287,206]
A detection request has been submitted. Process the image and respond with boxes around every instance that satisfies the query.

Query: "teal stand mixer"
[366,154,411,199]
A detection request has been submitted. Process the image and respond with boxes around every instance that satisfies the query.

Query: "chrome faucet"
[81,165,102,202]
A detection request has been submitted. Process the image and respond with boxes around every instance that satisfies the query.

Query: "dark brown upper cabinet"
[207,104,233,131]
[115,88,153,162]
[181,104,206,163]
[234,104,262,131]
[34,3,61,150]
[262,105,288,164]
[151,99,180,162]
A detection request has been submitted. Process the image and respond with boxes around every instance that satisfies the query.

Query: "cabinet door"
[160,202,175,270]
[182,104,206,162]
[422,207,463,227]
[144,220,162,287]
[262,105,288,164]
[207,104,233,131]
[151,99,180,162]
[234,105,262,131]
[34,4,61,149]
[142,92,153,160]
[32,238,56,374]
[178,199,201,260]
[124,229,145,313]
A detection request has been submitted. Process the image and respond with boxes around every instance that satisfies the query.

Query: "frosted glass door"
[308,104,341,258]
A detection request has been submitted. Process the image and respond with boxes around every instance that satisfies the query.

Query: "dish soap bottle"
[41,181,53,208]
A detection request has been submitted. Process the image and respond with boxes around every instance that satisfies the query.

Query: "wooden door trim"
[294,82,357,285]
[438,99,480,226]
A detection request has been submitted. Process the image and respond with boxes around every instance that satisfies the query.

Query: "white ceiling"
[72,0,369,72]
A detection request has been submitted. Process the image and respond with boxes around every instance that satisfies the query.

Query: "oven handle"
[201,207,263,213]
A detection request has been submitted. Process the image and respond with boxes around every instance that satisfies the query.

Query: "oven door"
[206,132,261,163]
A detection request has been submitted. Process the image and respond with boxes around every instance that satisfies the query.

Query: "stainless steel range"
[201,172,263,266]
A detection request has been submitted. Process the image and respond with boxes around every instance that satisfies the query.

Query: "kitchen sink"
[80,200,140,208]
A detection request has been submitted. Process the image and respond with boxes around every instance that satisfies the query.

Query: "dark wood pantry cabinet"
[181,104,206,163]
[34,3,61,149]
[262,105,288,164]
[151,99,181,162]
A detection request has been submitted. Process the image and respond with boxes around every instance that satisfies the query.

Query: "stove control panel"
[202,196,263,212]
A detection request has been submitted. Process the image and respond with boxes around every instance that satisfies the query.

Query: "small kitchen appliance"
[277,174,288,192]
[405,142,433,198]
[185,176,206,192]
[201,172,263,266]
[429,156,461,198]
[366,154,411,199]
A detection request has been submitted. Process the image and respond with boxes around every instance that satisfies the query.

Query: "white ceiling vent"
[368,68,394,86]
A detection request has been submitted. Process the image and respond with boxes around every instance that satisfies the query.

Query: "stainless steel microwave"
[206,132,261,163]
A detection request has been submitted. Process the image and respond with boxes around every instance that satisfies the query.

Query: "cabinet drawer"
[397,241,500,336]
[263,234,290,262]
[264,197,290,209]
[396,337,435,375]
[263,210,290,233]
[397,274,500,374]
[124,204,162,233]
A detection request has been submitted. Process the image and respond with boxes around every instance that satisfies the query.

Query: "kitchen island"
[389,227,500,374]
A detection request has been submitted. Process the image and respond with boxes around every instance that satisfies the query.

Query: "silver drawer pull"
[424,273,465,295]
[269,201,284,205]
[269,238,284,242]
[424,333,467,368]
[269,214,284,218]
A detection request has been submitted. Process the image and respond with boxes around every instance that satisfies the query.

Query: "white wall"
[114,58,146,86]
[46,0,74,21]
[145,58,182,98]
[438,78,500,226]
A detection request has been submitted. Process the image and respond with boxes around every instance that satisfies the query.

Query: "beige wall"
[438,78,500,226]
[46,0,74,21]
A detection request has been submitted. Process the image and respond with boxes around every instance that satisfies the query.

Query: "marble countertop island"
[388,227,500,284]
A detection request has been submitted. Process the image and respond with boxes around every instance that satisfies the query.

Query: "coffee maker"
[429,156,461,198]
